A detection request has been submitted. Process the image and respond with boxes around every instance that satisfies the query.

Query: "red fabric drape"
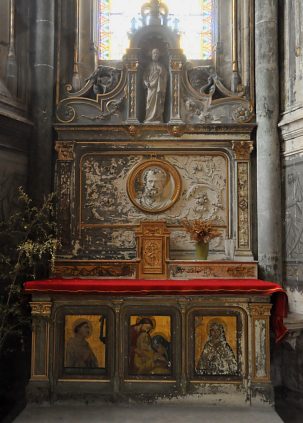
[24,278,288,342]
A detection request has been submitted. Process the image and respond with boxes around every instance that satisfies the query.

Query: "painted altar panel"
[189,308,246,380]
[194,315,238,377]
[128,315,172,377]
[62,314,107,377]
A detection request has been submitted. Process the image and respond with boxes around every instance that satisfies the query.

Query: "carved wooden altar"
[25,0,285,407]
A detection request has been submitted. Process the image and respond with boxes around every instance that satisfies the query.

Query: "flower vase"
[195,242,209,260]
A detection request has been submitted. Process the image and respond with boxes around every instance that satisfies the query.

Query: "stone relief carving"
[186,66,245,100]
[79,153,228,258]
[237,162,249,249]
[81,154,228,226]
[57,162,72,250]
[254,319,267,378]
[85,66,122,96]
[285,171,303,259]
[127,159,181,213]
[183,65,253,124]
[56,63,126,124]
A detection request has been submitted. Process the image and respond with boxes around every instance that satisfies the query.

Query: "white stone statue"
[139,167,171,210]
[143,48,167,123]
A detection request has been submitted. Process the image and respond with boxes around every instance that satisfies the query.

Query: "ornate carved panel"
[80,153,228,226]
[237,162,250,251]
[136,221,170,279]
[249,304,272,382]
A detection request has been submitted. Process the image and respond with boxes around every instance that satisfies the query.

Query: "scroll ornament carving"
[232,141,254,160]
[53,263,136,278]
[238,163,249,248]
[143,239,162,268]
[56,103,76,123]
[85,66,122,96]
[171,263,257,279]
[186,67,245,99]
[55,142,74,161]
[30,302,52,317]
[81,96,125,121]
[185,95,214,123]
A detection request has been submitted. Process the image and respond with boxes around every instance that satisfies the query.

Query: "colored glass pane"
[98,0,213,60]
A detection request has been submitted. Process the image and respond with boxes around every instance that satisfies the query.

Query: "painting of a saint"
[64,315,106,369]
[195,318,238,376]
[129,316,171,376]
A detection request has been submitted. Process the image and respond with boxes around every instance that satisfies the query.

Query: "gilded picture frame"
[127,159,182,214]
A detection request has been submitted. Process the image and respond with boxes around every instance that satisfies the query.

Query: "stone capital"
[30,302,52,317]
[232,141,254,160]
[55,141,74,161]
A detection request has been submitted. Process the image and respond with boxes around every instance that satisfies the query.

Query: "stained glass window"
[97,0,214,61]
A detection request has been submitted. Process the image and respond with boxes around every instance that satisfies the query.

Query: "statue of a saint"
[143,48,167,123]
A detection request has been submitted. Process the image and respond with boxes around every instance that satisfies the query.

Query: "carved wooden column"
[168,50,184,124]
[55,141,75,254]
[232,141,254,257]
[125,49,140,124]
[30,301,52,381]
[249,303,272,383]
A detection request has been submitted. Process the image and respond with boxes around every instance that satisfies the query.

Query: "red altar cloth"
[24,278,288,342]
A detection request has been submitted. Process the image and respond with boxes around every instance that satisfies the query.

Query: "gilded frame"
[126,159,182,214]
[188,307,247,382]
[122,306,180,382]
[54,305,114,381]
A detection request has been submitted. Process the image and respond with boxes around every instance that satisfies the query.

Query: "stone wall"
[278,0,303,405]
[280,0,303,314]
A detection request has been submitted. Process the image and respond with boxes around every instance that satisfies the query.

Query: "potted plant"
[182,219,221,260]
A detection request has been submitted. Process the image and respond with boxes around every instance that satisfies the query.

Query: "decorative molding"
[237,162,250,250]
[169,261,257,279]
[52,262,137,278]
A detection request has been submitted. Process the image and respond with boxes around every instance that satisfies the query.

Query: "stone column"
[255,0,282,281]
[29,0,55,203]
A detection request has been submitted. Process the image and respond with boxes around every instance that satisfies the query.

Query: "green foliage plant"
[0,188,59,357]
